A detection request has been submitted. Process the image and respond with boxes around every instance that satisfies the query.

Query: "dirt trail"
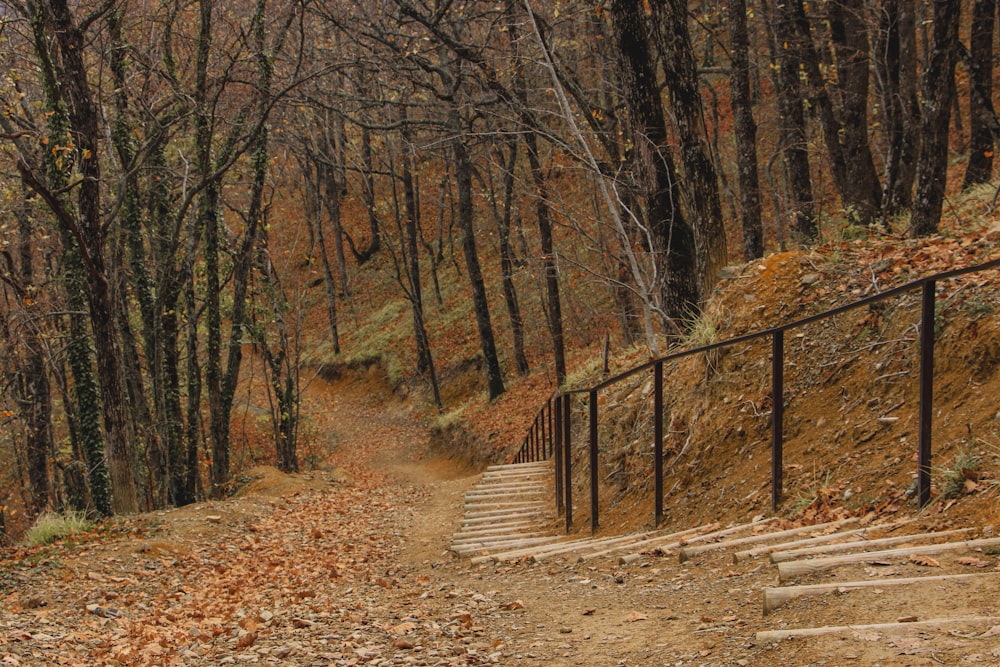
[1,373,998,666]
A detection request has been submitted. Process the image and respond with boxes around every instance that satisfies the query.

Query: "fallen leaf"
[955,557,991,568]
[582,608,596,616]
[236,632,258,649]
[625,612,648,623]
[392,638,415,649]
[503,600,524,610]
[909,554,941,567]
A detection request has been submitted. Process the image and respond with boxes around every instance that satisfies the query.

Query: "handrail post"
[771,330,784,511]
[532,419,538,461]
[554,395,563,515]
[548,397,554,458]
[540,402,547,460]
[589,389,599,534]
[918,280,936,507]
[654,361,664,528]
[563,395,572,532]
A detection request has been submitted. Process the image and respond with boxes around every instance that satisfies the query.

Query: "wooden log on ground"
[617,523,725,565]
[755,616,1000,643]
[469,537,594,565]
[733,519,915,563]
[770,527,975,563]
[462,510,546,525]
[763,571,1000,615]
[777,536,1000,583]
[452,522,537,538]
[486,462,550,472]
[618,518,774,565]
[678,518,857,563]
[464,500,546,511]
[531,530,659,563]
[581,524,714,563]
[451,532,550,547]
[465,489,546,499]
[452,535,563,556]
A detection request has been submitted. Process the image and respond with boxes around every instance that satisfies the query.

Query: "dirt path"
[1,374,998,666]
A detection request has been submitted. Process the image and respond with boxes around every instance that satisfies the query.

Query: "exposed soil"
[3,368,1000,666]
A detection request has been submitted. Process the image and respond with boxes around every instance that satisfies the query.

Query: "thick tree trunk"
[762,0,817,243]
[827,0,882,224]
[41,0,138,513]
[453,120,505,400]
[963,0,996,188]
[609,0,699,321]
[911,0,960,237]
[650,0,728,297]
[728,0,764,261]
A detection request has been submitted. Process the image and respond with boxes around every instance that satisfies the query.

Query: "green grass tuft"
[21,512,92,547]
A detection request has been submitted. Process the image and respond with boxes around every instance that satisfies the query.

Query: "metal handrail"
[513,256,1000,534]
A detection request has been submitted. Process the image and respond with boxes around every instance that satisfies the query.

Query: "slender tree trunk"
[184,272,203,501]
[399,113,443,408]
[911,0,960,237]
[496,138,529,375]
[963,0,996,188]
[452,115,505,400]
[314,159,341,353]
[13,202,52,516]
[728,0,764,260]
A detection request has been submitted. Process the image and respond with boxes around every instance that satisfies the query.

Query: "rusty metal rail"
[513,257,1000,534]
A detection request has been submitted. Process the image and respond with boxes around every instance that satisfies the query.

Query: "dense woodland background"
[0,0,994,536]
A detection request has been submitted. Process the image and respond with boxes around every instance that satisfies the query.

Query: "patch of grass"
[433,403,468,431]
[21,512,92,547]
[681,306,726,379]
[938,445,982,499]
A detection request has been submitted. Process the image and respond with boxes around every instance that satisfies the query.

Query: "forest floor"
[3,371,1000,666]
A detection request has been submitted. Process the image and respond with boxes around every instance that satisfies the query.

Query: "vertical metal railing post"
[654,361,664,528]
[554,395,564,515]
[918,280,936,508]
[589,389,599,534]
[532,419,538,461]
[540,402,547,460]
[563,395,573,532]
[771,330,785,511]
[547,397,554,458]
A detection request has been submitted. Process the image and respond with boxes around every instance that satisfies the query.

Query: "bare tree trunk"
[728,0,764,260]
[495,137,530,376]
[762,0,817,243]
[452,113,505,400]
[911,0,960,237]
[650,0,728,297]
[962,0,996,188]
[398,112,443,408]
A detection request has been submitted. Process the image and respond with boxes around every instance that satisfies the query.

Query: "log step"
[763,571,1000,615]
[777,536,1000,583]
[678,518,858,563]
[756,616,1000,643]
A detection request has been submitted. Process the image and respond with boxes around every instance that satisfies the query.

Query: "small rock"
[800,273,821,286]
